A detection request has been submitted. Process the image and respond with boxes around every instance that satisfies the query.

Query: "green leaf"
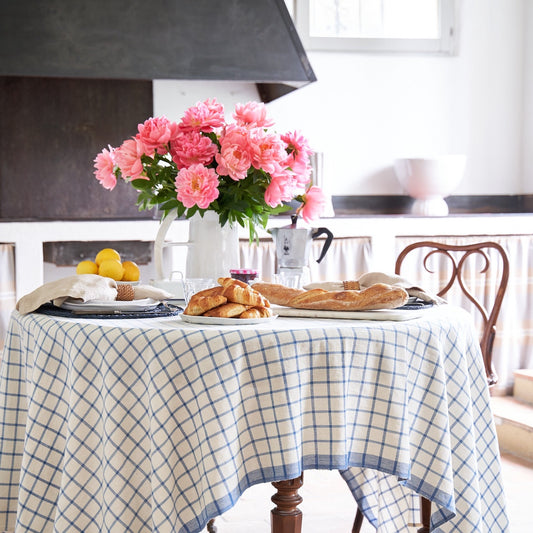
[185,205,199,219]
[159,199,179,212]
[130,178,153,190]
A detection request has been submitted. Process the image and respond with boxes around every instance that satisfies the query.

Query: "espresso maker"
[269,215,333,286]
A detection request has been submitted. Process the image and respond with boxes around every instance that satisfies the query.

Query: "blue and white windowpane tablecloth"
[0,307,508,532]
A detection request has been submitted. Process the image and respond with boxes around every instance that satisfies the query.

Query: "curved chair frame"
[395,240,509,386]
[353,240,509,533]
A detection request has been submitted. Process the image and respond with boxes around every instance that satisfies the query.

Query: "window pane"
[383,0,439,38]
[308,0,440,39]
[309,0,359,38]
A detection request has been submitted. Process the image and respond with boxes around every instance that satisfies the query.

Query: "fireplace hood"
[0,0,315,102]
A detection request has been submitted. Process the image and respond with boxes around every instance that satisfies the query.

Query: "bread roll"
[218,277,249,289]
[239,306,273,319]
[253,306,273,318]
[238,308,262,319]
[217,277,270,307]
[194,286,225,298]
[184,294,227,316]
[203,302,249,318]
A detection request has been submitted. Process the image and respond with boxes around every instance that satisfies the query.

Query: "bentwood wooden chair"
[352,240,509,533]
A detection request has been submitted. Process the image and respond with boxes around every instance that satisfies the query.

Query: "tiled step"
[492,396,533,463]
[514,369,533,405]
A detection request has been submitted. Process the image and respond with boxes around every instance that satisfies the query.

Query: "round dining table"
[0,305,508,532]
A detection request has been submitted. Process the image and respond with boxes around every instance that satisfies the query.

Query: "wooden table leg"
[270,473,304,533]
[417,496,431,533]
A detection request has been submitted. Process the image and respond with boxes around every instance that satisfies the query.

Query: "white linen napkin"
[16,274,174,314]
[133,285,173,300]
[304,271,445,305]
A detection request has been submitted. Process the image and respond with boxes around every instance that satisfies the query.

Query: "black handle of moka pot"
[311,227,334,263]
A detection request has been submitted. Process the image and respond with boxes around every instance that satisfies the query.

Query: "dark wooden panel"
[332,195,533,215]
[332,195,413,215]
[43,241,153,266]
[0,76,155,220]
[0,0,315,86]
[446,195,533,214]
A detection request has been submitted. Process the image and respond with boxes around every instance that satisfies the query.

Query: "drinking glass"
[182,278,217,304]
[274,271,302,289]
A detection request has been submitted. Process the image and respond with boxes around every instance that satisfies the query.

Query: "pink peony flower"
[292,163,312,189]
[93,147,117,190]
[114,137,146,181]
[264,170,297,207]
[175,163,220,209]
[170,130,218,168]
[299,186,326,223]
[249,129,286,174]
[216,125,253,181]
[281,130,313,176]
[179,98,225,133]
[137,116,180,155]
[233,102,274,129]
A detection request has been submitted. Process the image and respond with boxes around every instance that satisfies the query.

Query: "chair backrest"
[395,241,509,386]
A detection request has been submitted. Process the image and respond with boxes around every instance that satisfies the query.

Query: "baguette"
[251,283,304,306]
[253,282,408,311]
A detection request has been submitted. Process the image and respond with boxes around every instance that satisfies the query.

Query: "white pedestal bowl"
[394,155,467,216]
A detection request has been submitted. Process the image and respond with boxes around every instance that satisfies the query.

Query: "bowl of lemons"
[75,248,141,283]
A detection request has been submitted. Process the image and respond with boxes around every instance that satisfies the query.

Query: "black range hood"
[0,0,316,102]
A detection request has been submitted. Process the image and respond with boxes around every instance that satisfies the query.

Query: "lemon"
[121,261,140,282]
[98,259,125,281]
[95,248,121,266]
[76,260,98,275]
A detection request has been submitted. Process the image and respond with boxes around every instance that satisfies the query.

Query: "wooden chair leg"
[352,508,364,533]
[271,474,304,533]
[417,496,431,533]
[353,495,431,533]
[207,518,217,532]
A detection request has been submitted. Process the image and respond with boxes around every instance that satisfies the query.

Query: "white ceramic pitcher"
[154,210,240,280]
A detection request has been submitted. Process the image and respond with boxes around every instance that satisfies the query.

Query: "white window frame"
[293,0,457,55]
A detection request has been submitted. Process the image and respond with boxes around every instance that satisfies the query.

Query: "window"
[293,0,456,54]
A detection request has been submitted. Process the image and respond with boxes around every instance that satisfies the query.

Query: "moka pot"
[269,215,333,270]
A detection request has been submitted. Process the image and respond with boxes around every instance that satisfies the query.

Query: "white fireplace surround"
[0,214,530,300]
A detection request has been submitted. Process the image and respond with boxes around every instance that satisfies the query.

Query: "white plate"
[60,298,160,312]
[180,314,278,326]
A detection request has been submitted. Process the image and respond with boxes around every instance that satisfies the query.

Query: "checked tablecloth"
[0,307,508,532]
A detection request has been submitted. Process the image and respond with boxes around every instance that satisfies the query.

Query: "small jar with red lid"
[230,269,259,284]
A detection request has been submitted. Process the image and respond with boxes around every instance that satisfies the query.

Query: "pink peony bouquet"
[94,98,326,239]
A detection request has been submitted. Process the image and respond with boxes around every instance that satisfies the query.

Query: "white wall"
[524,0,533,192]
[154,0,532,198]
